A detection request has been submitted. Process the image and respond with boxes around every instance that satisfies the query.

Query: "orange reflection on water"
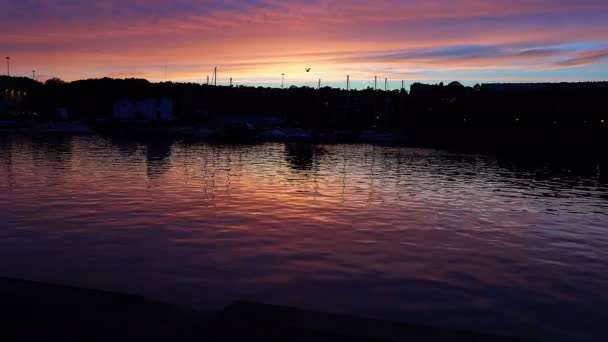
[1,135,607,341]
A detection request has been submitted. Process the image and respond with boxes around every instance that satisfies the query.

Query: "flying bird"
[305,68,311,72]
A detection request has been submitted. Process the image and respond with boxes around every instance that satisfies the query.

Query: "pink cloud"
[1,0,607,81]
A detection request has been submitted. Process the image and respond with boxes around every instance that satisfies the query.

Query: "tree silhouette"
[45,77,65,86]
[0,75,605,152]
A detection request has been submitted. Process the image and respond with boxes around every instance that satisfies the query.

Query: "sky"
[2,0,608,88]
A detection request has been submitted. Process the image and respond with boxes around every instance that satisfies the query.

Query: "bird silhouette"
[305,68,311,72]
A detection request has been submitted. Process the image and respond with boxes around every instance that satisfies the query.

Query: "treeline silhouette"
[1,76,607,151]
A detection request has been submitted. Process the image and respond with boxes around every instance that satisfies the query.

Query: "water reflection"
[0,135,14,191]
[31,135,73,169]
[598,160,607,185]
[284,143,323,172]
[145,140,173,179]
[0,135,607,342]
[106,136,140,158]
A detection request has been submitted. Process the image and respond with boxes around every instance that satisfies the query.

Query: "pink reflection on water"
[1,136,607,341]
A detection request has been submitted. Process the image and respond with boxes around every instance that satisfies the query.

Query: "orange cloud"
[1,0,607,82]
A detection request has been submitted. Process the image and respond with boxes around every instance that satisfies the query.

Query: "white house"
[113,97,173,122]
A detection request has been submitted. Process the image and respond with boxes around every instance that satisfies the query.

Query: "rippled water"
[1,134,607,341]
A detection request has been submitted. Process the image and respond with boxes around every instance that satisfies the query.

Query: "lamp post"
[5,56,10,76]
[281,73,285,88]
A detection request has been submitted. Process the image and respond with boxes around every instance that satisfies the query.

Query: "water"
[1,134,607,341]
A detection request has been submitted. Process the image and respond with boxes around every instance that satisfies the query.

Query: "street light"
[5,56,10,76]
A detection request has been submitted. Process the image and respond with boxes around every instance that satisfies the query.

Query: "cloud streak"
[551,50,608,68]
[1,0,607,83]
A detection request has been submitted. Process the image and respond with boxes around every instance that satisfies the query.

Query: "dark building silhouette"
[1,76,606,152]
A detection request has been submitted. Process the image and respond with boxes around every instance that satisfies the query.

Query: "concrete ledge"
[1,277,533,341]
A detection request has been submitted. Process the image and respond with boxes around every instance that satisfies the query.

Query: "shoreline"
[2,121,607,158]
[1,276,531,341]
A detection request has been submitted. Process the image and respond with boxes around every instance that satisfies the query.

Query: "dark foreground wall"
[1,277,532,341]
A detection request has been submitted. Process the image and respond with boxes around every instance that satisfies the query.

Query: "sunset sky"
[2,0,608,88]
